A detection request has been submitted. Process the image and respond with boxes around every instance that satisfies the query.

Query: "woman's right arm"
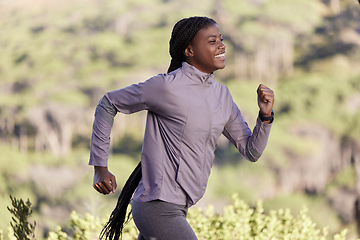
[89,76,160,194]
[89,74,167,194]
[89,96,119,194]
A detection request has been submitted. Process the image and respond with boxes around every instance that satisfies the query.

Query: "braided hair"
[168,16,217,73]
[99,162,141,240]
[99,16,216,240]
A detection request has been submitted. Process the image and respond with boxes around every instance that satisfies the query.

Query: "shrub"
[3,194,355,240]
[188,194,349,240]
[7,196,36,240]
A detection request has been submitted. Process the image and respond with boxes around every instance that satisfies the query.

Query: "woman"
[89,16,274,240]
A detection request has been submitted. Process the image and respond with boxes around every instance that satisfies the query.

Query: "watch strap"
[259,110,274,123]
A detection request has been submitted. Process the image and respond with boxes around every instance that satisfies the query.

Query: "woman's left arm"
[222,84,274,162]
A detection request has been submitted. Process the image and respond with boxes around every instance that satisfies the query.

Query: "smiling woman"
[89,16,275,240]
[184,23,226,74]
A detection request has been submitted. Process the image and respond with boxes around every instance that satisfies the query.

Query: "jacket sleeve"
[88,74,167,166]
[88,95,117,167]
[88,78,157,166]
[222,101,272,162]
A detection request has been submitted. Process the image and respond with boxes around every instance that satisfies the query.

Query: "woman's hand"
[93,166,117,195]
[257,84,275,117]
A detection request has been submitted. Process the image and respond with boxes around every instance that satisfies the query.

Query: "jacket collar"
[181,62,214,85]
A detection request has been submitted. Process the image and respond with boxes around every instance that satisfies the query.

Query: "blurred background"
[0,0,360,238]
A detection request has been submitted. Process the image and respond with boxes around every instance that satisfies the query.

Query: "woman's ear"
[184,46,194,57]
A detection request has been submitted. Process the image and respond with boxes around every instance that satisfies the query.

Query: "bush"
[46,211,139,240]
[3,194,355,240]
[188,194,348,240]
[7,196,36,240]
[46,194,352,240]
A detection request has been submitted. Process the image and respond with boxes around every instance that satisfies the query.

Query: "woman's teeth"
[215,53,225,58]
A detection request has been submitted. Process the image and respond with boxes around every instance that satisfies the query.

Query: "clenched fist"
[93,166,117,195]
[257,84,275,119]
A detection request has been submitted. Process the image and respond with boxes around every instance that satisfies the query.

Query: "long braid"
[99,162,141,240]
[99,16,217,240]
[167,16,216,73]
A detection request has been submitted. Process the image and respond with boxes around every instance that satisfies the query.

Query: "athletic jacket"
[89,62,272,207]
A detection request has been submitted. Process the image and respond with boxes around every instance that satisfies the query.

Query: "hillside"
[0,0,360,238]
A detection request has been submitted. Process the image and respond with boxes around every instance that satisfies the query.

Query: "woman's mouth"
[215,53,225,60]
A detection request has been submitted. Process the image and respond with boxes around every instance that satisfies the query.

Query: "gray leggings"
[131,200,198,240]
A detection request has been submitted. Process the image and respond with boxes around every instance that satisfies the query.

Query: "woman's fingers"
[93,179,114,195]
[257,84,274,102]
[257,84,275,116]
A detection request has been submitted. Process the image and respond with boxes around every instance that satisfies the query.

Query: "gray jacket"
[89,62,272,207]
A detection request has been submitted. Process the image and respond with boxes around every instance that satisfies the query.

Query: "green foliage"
[46,211,138,240]
[329,166,356,190]
[7,196,36,240]
[207,161,276,204]
[264,193,342,235]
[189,194,332,240]
[69,212,106,240]
[43,194,353,240]
[276,70,359,137]
[47,226,68,240]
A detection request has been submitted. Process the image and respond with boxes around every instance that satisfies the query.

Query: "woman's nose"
[219,41,226,49]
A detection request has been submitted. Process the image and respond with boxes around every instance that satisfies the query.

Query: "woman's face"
[185,23,226,74]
